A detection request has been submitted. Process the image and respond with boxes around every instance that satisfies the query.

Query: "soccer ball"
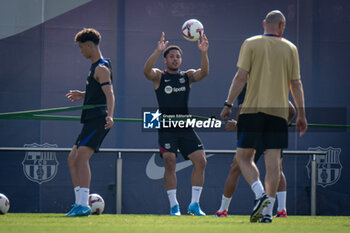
[0,193,10,214]
[88,193,105,215]
[182,19,204,42]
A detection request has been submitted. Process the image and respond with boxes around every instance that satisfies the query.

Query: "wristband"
[224,101,233,108]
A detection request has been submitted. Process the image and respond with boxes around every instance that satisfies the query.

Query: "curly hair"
[74,28,101,45]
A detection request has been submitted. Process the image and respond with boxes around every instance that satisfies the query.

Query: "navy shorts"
[75,116,110,152]
[158,129,203,160]
[237,112,288,150]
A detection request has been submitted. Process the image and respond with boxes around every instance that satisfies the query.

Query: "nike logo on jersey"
[146,153,215,180]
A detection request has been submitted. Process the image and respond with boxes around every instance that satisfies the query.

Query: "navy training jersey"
[81,58,112,123]
[155,71,191,130]
[155,71,190,115]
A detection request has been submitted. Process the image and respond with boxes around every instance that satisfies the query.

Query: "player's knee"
[265,162,280,175]
[191,151,207,169]
[74,152,90,167]
[67,151,77,167]
[67,155,75,168]
[235,154,247,165]
[230,161,241,175]
[196,156,207,169]
[163,155,176,171]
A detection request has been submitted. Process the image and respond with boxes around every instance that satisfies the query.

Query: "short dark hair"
[74,28,101,45]
[163,45,183,58]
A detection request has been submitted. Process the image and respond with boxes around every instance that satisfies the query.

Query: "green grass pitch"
[0,214,349,233]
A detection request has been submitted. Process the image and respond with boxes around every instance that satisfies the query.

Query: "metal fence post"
[116,151,122,214]
[311,153,317,216]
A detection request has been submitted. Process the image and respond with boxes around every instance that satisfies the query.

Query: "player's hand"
[157,32,169,52]
[198,34,209,52]
[295,116,307,136]
[220,106,232,121]
[225,119,237,131]
[105,116,114,130]
[66,90,84,102]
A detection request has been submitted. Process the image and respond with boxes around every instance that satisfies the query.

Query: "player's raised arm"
[188,34,209,83]
[144,32,168,82]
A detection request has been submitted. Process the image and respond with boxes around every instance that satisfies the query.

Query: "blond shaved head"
[265,10,286,25]
[263,10,286,36]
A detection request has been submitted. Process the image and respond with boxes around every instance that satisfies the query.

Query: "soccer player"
[65,28,115,217]
[220,10,307,223]
[143,32,209,216]
[214,85,295,218]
